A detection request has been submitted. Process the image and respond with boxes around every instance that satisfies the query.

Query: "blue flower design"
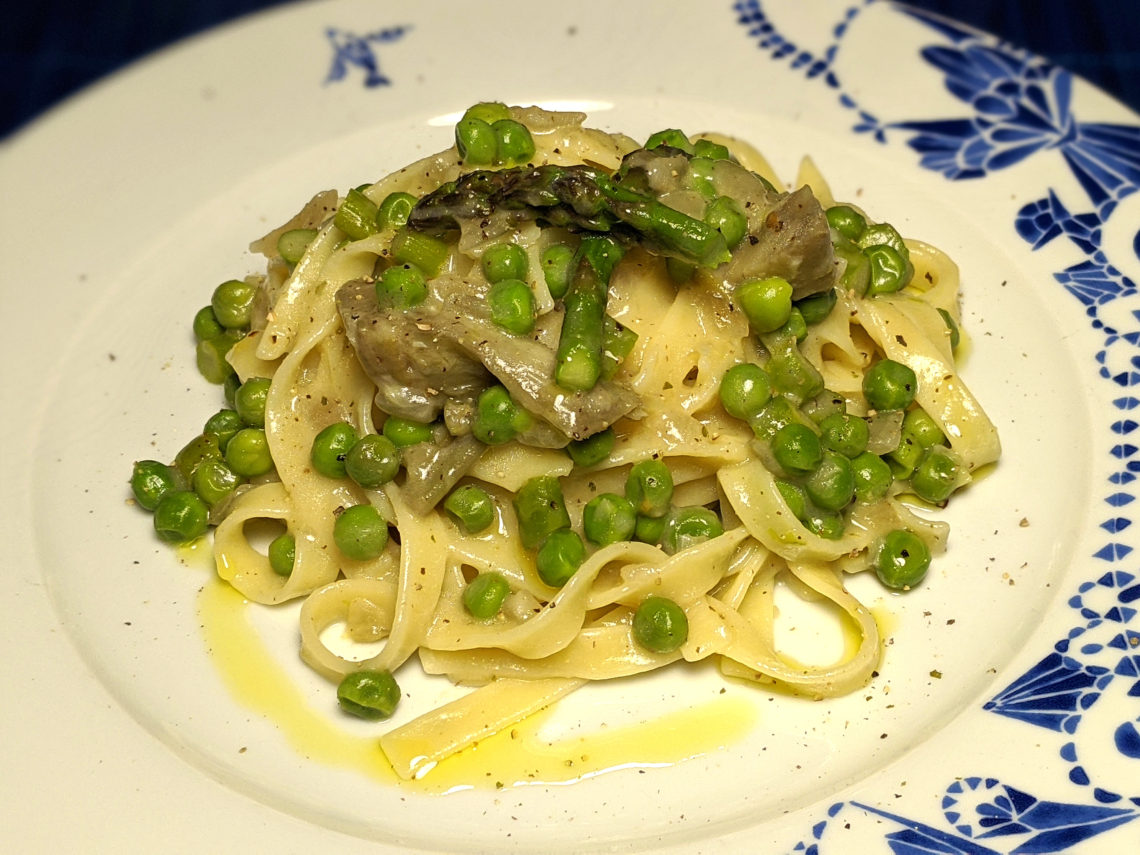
[324,25,409,88]
[1014,191,1138,308]
[894,9,1140,218]
[895,45,1072,180]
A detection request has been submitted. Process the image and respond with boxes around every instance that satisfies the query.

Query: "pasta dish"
[129,104,1000,780]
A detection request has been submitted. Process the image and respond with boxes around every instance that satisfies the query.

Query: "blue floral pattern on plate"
[734,0,1140,850]
[324,25,409,88]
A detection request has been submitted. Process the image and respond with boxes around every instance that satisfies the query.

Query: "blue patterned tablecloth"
[2,0,1139,139]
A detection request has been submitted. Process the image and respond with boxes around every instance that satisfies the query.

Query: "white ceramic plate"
[4,1,1140,851]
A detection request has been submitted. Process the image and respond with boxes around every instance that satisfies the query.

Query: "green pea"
[795,288,837,325]
[692,138,731,161]
[805,509,845,540]
[225,428,274,478]
[737,276,793,333]
[583,493,637,546]
[462,101,511,124]
[632,596,689,653]
[625,460,674,519]
[863,359,917,412]
[661,507,723,555]
[888,431,925,479]
[268,532,295,577]
[192,457,244,507]
[819,412,869,458]
[311,421,358,478]
[771,422,822,473]
[634,513,667,545]
[203,409,245,452]
[834,241,871,296]
[211,279,257,330]
[826,205,867,241]
[492,119,535,165]
[223,373,241,409]
[719,362,772,421]
[130,460,180,511]
[874,529,931,589]
[376,263,428,310]
[774,479,806,520]
[687,157,718,198]
[382,416,434,448]
[334,504,389,561]
[780,307,808,342]
[337,669,401,720]
[536,528,586,587]
[602,316,638,381]
[195,330,243,384]
[566,427,614,468]
[903,408,945,448]
[377,192,417,230]
[513,476,571,550]
[852,451,894,503]
[803,389,846,425]
[463,572,511,620]
[233,377,272,428]
[645,128,693,152]
[472,385,531,445]
[277,228,318,264]
[488,278,536,335]
[193,305,224,342]
[750,395,799,440]
[764,336,824,402]
[153,490,210,544]
[541,243,576,300]
[174,434,221,483]
[456,117,497,164]
[482,242,529,283]
[858,222,909,260]
[344,434,400,488]
[444,484,496,534]
[705,196,747,249]
[864,245,909,296]
[911,446,959,505]
[805,451,856,511]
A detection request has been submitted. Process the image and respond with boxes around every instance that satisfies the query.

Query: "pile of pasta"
[211,106,999,779]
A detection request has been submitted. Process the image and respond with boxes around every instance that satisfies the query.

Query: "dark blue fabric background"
[3,0,1138,140]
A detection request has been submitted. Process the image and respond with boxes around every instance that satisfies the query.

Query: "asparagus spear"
[555,236,624,392]
[407,163,730,269]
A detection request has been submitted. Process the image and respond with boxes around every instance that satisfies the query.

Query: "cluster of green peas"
[638,128,756,284]
[827,204,915,298]
[310,427,699,671]
[453,102,537,167]
[490,459,723,655]
[718,285,957,588]
[130,280,277,544]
